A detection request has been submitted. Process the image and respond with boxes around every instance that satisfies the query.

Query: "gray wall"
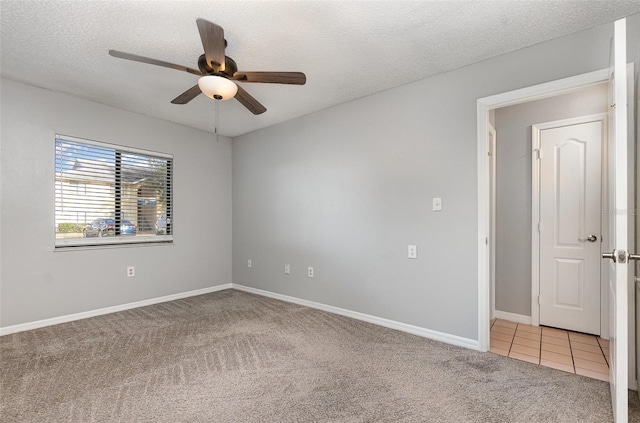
[233,21,616,341]
[0,79,232,327]
[1,15,637,344]
[494,84,609,316]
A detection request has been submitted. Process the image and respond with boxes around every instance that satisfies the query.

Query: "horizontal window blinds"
[55,135,173,247]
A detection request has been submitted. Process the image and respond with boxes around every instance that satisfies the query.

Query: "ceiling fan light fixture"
[198,75,238,100]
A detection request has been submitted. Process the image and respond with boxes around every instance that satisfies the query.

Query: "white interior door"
[606,17,629,423]
[538,118,604,335]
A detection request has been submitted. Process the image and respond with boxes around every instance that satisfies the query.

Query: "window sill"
[54,237,173,251]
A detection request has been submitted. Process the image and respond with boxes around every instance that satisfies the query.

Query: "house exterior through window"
[54,135,173,247]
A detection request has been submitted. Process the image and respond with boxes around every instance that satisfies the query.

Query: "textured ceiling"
[2,1,640,137]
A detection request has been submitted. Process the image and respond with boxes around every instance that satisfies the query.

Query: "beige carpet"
[1,289,639,422]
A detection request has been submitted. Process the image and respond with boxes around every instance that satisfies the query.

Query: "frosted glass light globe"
[197,75,238,100]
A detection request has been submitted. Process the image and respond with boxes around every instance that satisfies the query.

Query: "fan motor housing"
[198,54,237,77]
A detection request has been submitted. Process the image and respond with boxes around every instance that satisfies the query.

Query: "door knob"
[579,235,598,242]
[603,250,640,263]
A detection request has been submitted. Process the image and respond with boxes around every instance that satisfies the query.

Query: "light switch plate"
[432,197,442,211]
[408,245,417,259]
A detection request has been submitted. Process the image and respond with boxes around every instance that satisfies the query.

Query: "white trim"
[488,122,497,319]
[477,68,610,353]
[478,69,610,110]
[531,121,541,328]
[531,113,608,330]
[55,236,173,248]
[494,310,533,325]
[54,239,174,252]
[232,284,479,350]
[477,101,491,351]
[0,284,232,336]
[1,282,479,351]
[531,114,609,131]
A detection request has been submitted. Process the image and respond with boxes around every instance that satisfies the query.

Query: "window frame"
[54,134,173,249]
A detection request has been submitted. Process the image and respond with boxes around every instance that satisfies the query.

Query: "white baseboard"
[0,284,232,336]
[2,282,479,352]
[232,284,479,350]
[493,310,532,325]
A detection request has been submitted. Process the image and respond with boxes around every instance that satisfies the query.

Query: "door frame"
[488,122,497,320]
[531,113,609,337]
[477,67,610,352]
[478,64,636,388]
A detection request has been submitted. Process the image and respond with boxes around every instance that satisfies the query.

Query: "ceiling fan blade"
[232,72,306,85]
[234,85,267,115]
[109,50,203,76]
[171,84,202,104]
[196,18,226,71]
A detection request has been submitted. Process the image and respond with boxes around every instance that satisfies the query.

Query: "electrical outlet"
[307,267,314,278]
[248,259,252,268]
[408,245,417,259]
[127,266,135,277]
[284,264,291,275]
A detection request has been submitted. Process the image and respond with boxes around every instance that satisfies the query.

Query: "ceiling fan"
[109,18,306,115]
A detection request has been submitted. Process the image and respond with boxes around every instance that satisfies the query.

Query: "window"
[55,135,172,247]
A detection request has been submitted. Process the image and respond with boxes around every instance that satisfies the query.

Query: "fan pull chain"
[214,99,220,142]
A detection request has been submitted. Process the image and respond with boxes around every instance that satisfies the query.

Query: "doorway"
[477,68,611,351]
[486,81,609,334]
[484,83,610,377]
[477,65,637,390]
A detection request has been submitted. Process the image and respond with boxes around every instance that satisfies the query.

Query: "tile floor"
[490,318,610,382]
